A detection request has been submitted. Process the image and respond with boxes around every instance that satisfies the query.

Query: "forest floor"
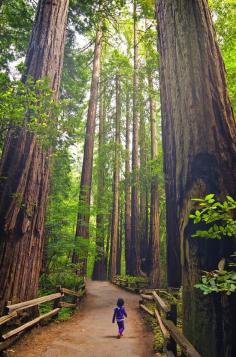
[5,280,155,357]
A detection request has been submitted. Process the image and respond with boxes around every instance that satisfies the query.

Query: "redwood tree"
[158,0,236,355]
[0,0,69,314]
[125,93,132,275]
[92,82,107,280]
[109,74,121,279]
[147,75,160,288]
[73,25,102,274]
[130,0,141,275]
[139,92,149,267]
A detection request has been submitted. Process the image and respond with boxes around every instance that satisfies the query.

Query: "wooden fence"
[0,283,86,353]
[112,275,149,292]
[139,291,201,357]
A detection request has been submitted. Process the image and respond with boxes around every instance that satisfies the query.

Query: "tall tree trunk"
[139,92,149,267]
[105,214,111,277]
[147,75,160,288]
[125,93,132,275]
[73,26,102,275]
[158,1,236,355]
[109,75,121,279]
[0,0,68,315]
[116,200,122,275]
[130,0,141,276]
[92,82,107,280]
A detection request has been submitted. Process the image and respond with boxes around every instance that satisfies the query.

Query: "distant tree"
[73,25,102,274]
[125,92,132,275]
[130,0,141,275]
[92,82,107,280]
[147,74,160,288]
[109,75,121,279]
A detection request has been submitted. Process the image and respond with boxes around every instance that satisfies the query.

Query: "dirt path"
[6,280,154,357]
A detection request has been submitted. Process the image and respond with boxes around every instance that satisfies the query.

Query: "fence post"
[52,285,61,318]
[166,304,177,356]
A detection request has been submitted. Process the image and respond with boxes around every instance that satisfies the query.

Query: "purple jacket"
[112,306,127,322]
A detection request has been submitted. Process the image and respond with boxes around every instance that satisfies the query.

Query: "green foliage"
[0,75,60,148]
[190,195,236,295]
[0,0,35,71]
[210,0,236,109]
[189,194,236,240]
[195,269,236,295]
[116,274,148,283]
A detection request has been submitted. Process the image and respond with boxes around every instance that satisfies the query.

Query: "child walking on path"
[112,298,127,338]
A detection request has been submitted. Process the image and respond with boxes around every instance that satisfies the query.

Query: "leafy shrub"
[189,194,236,295]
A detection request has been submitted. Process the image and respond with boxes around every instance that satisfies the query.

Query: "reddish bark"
[109,75,121,279]
[73,26,102,274]
[158,0,236,355]
[92,82,107,280]
[130,0,141,276]
[125,93,132,275]
[147,75,160,288]
[0,0,68,314]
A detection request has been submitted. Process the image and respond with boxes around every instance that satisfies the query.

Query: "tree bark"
[73,26,102,275]
[109,75,121,279]
[130,0,141,276]
[116,200,122,275]
[125,93,132,275]
[158,0,236,355]
[92,82,107,280]
[139,91,149,268]
[0,0,68,315]
[147,75,160,288]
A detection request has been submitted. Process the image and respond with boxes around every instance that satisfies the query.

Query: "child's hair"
[117,298,125,307]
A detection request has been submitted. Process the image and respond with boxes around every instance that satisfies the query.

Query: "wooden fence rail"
[0,282,86,353]
[140,291,201,357]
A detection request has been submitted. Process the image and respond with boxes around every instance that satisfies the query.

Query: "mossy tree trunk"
[158,0,236,355]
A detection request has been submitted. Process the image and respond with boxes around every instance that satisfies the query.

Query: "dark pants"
[117,320,124,335]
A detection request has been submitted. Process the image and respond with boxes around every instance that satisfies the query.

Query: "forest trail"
[6,280,154,357]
